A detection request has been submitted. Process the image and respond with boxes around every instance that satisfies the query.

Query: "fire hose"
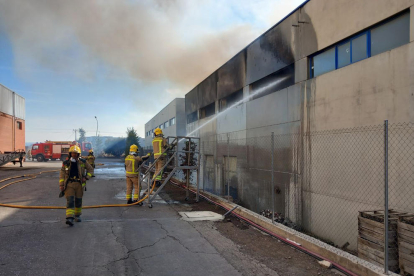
[0,170,157,209]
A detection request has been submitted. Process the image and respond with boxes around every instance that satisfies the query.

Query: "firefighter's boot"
[156,180,162,187]
[74,216,82,222]
[127,199,133,204]
[66,217,74,226]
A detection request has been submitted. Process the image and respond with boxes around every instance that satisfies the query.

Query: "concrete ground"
[0,159,340,276]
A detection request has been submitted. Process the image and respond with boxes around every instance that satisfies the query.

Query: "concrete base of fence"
[196,189,395,276]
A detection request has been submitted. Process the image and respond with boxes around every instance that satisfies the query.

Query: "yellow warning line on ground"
[0,170,156,209]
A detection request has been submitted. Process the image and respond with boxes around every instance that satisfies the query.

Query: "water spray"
[186,76,289,137]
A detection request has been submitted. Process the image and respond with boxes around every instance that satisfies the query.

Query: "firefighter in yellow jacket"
[152,128,169,186]
[125,144,150,204]
[59,145,94,226]
[85,150,96,177]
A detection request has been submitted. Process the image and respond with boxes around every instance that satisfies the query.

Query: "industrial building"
[184,0,414,252]
[0,84,25,153]
[144,98,186,147]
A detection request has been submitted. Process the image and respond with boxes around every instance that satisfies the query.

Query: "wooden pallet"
[358,210,402,273]
[399,215,414,276]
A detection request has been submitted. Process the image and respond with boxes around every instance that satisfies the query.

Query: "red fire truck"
[31,141,93,162]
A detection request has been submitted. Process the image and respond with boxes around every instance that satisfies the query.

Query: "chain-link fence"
[191,122,414,275]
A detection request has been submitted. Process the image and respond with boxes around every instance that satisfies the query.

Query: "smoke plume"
[0,0,258,89]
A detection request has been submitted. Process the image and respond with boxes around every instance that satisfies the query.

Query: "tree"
[104,137,126,157]
[124,127,143,156]
[78,128,86,143]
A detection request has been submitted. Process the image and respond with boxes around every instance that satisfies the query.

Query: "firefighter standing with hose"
[59,145,94,226]
[152,128,169,187]
[125,144,150,204]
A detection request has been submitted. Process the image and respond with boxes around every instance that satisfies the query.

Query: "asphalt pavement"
[0,159,242,276]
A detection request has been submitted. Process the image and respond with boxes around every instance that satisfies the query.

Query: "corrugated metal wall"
[14,94,25,120]
[0,84,25,119]
[0,85,13,116]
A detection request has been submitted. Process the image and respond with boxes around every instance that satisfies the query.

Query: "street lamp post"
[94,116,98,137]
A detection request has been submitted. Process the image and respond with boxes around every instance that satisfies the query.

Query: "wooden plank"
[399,229,414,245]
[359,227,397,247]
[399,240,414,253]
[358,237,383,252]
[357,247,399,267]
[399,258,414,275]
[399,221,414,234]
[359,216,384,233]
[358,215,398,231]
[400,252,414,264]
[358,248,384,267]
[358,238,397,259]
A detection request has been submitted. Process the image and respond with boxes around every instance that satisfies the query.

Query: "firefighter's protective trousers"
[125,154,145,200]
[65,181,83,218]
[126,177,140,200]
[154,157,165,181]
[152,135,168,181]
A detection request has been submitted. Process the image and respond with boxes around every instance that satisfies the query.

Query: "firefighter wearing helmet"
[124,144,150,204]
[59,145,94,226]
[84,149,96,177]
[152,128,169,186]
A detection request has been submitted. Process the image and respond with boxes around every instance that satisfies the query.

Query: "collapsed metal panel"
[245,12,297,86]
[250,64,295,101]
[185,87,198,115]
[217,51,246,100]
[197,72,217,109]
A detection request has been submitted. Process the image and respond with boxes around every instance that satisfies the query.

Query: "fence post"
[384,120,389,275]
[271,132,275,224]
[227,134,230,202]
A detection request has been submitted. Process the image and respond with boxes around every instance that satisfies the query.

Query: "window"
[187,111,198,124]
[371,12,410,56]
[219,89,243,111]
[16,121,22,130]
[337,41,351,68]
[85,143,91,149]
[312,47,336,77]
[169,117,175,126]
[310,11,409,78]
[200,102,215,119]
[351,33,368,63]
[159,124,163,130]
[164,121,168,128]
[32,145,38,150]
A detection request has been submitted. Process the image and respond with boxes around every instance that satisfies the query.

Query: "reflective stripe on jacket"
[152,136,167,157]
[59,158,94,186]
[125,155,143,177]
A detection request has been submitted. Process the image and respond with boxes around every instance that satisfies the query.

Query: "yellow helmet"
[69,145,81,154]
[89,150,93,153]
[130,144,138,152]
[154,128,163,136]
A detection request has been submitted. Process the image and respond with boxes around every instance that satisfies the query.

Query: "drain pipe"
[169,178,359,276]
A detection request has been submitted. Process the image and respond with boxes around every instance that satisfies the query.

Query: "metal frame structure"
[137,136,201,208]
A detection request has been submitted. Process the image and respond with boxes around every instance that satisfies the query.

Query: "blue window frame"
[310,11,409,78]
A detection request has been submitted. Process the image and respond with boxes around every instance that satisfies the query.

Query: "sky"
[0,0,304,144]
